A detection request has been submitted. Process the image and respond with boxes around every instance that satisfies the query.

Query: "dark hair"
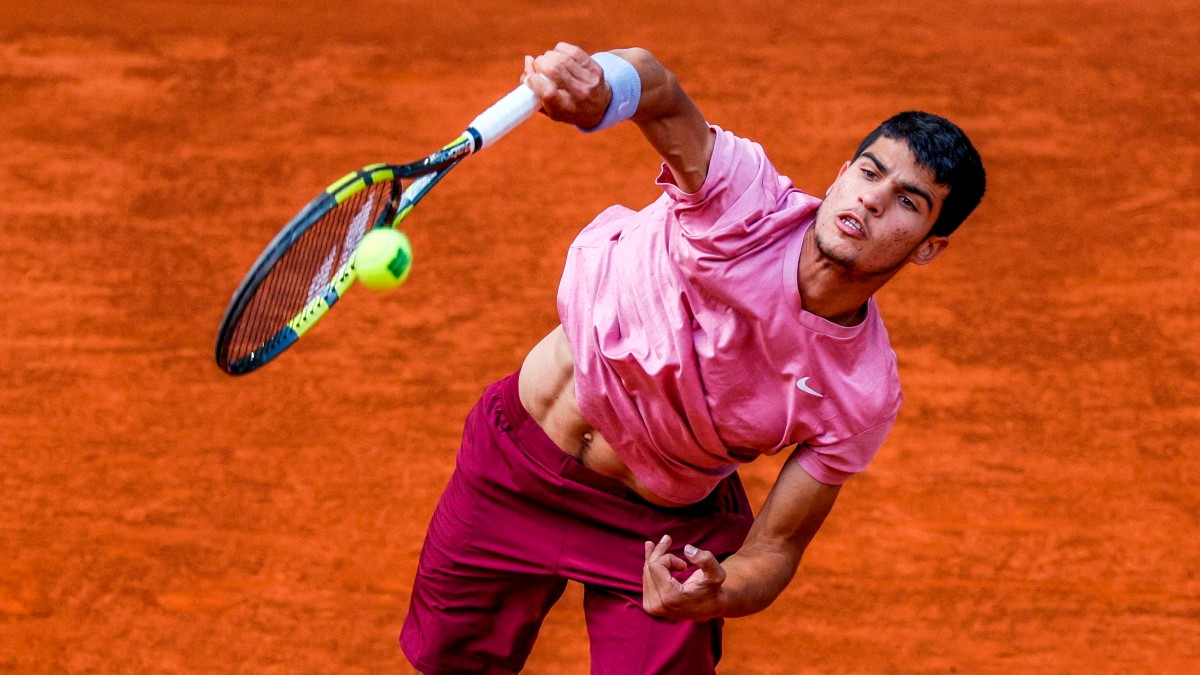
[853,111,986,237]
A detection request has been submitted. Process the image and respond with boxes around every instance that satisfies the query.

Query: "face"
[813,136,950,276]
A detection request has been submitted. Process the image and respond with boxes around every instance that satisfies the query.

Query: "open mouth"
[837,213,866,237]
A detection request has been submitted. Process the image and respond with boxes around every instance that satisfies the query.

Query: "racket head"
[215,133,478,375]
[214,164,401,375]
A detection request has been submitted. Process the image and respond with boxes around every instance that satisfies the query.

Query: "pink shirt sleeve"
[795,416,897,485]
[655,126,801,262]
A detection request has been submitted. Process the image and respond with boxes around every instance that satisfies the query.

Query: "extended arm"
[523,43,714,192]
[642,448,841,620]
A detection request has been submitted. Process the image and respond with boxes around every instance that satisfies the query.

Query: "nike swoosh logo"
[796,377,824,398]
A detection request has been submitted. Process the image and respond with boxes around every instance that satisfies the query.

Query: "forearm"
[642,459,840,622]
[607,48,713,192]
[713,543,804,618]
[709,454,841,618]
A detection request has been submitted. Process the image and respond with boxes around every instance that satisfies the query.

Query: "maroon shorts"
[400,370,755,674]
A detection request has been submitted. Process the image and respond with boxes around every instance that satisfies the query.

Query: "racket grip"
[467,85,540,151]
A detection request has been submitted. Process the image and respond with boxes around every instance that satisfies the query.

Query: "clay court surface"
[2,0,1197,672]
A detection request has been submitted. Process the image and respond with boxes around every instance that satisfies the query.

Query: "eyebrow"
[861,151,935,212]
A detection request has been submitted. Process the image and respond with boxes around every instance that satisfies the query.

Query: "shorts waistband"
[491,368,644,502]
[497,367,533,431]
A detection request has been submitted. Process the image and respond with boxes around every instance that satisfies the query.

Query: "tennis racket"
[214,84,540,376]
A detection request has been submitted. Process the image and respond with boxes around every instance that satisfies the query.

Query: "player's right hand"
[522,43,611,129]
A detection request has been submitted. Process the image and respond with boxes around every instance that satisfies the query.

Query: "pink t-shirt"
[558,126,902,504]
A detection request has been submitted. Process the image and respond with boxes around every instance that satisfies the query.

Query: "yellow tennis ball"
[354,227,412,291]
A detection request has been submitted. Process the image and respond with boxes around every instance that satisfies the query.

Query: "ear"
[826,160,851,196]
[909,235,949,266]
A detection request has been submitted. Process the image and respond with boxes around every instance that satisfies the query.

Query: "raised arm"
[642,448,842,620]
[523,43,715,193]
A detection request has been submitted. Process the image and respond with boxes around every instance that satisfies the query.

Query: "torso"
[518,326,686,507]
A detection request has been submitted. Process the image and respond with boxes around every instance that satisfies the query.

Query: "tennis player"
[401,43,985,674]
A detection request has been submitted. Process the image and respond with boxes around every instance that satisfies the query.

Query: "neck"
[796,227,897,327]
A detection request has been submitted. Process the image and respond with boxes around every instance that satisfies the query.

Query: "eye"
[860,167,878,180]
[900,195,917,210]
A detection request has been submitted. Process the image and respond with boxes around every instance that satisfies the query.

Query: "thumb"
[522,58,555,100]
[684,544,726,584]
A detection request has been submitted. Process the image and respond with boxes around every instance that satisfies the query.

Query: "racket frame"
[215,85,539,375]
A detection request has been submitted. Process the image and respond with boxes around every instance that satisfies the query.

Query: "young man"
[401,43,986,674]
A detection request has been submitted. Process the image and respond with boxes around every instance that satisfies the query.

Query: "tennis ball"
[354,227,412,291]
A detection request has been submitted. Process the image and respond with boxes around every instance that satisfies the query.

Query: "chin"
[813,219,859,270]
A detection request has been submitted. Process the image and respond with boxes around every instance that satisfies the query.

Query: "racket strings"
[224,181,397,365]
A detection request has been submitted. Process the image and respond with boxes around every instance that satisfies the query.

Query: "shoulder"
[657,126,789,203]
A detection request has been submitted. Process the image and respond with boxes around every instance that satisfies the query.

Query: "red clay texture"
[1,1,1197,672]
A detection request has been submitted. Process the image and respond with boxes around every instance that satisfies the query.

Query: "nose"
[858,184,884,215]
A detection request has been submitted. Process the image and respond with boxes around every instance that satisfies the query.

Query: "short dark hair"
[853,111,986,237]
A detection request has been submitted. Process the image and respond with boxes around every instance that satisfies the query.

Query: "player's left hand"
[642,534,726,621]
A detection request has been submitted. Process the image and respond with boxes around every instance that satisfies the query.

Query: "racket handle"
[467,85,540,151]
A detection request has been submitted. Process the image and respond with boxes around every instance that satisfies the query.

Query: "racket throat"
[465,127,484,153]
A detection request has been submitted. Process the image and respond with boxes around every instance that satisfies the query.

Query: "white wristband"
[578,52,642,132]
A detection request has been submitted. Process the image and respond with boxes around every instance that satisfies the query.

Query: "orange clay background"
[2,1,1197,672]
